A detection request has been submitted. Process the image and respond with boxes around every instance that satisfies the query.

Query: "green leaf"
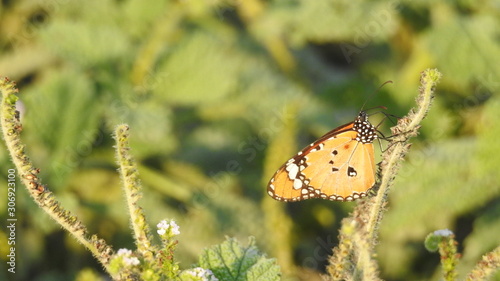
[40,20,130,66]
[424,233,441,252]
[106,98,177,156]
[264,0,397,45]
[23,68,102,186]
[155,31,241,105]
[424,11,500,91]
[199,237,281,281]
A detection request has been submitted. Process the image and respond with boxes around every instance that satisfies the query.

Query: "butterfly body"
[267,111,378,202]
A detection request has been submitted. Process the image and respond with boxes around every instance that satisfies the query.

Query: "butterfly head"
[354,111,377,144]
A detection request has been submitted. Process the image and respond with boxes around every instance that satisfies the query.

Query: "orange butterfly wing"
[267,112,377,202]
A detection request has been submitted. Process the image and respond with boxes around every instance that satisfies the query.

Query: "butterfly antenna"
[360,80,393,112]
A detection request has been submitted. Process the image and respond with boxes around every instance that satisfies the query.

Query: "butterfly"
[267,110,380,202]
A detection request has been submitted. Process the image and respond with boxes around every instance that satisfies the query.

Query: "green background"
[0,0,499,280]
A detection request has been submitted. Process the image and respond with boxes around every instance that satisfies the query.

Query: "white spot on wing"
[286,163,299,180]
[293,178,303,189]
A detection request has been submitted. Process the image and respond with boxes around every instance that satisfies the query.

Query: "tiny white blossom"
[185,267,218,281]
[117,248,133,256]
[157,220,168,229]
[123,256,140,266]
[434,229,454,237]
[115,248,140,267]
[171,221,180,235]
[157,219,180,237]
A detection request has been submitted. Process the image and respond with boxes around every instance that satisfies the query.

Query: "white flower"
[434,229,454,237]
[123,256,140,266]
[185,267,218,281]
[117,248,133,256]
[115,248,140,266]
[171,222,180,235]
[157,219,180,237]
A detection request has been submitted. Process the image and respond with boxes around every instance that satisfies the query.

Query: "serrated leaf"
[199,237,281,281]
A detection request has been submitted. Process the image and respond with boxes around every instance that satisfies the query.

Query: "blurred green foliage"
[0,0,499,280]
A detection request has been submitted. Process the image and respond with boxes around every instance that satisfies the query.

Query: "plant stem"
[114,124,155,264]
[0,77,114,272]
[326,69,442,279]
[366,68,442,240]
